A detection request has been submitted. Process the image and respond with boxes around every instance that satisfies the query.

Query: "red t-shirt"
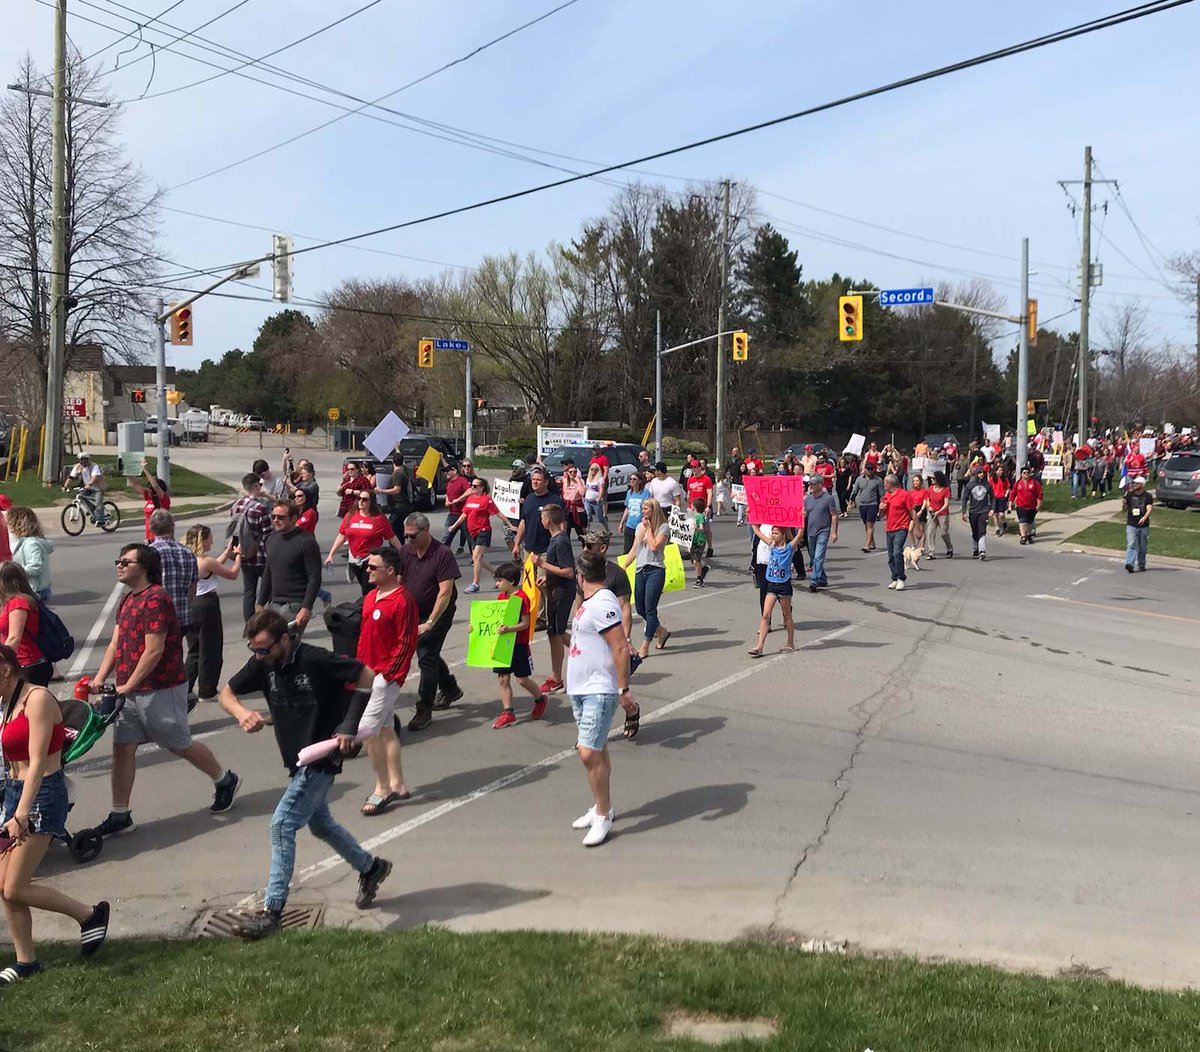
[744,456,763,474]
[0,596,42,667]
[589,453,610,476]
[114,584,184,691]
[1012,478,1042,509]
[143,491,171,541]
[883,489,914,532]
[814,461,835,491]
[990,477,1010,499]
[444,475,472,512]
[461,494,500,537]
[339,512,395,559]
[498,589,533,646]
[297,509,317,534]
[685,474,713,507]
[864,451,881,469]
[357,584,418,684]
[926,485,951,516]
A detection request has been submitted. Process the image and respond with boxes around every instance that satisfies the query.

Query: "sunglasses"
[403,530,424,540]
[270,513,292,521]
[247,641,280,656]
[357,496,372,502]
[114,558,139,567]
[366,563,384,571]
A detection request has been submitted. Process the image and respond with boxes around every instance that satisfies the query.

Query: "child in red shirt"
[488,562,549,729]
[989,467,1011,536]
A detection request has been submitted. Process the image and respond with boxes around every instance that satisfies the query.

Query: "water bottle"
[73,676,91,702]
[99,685,119,718]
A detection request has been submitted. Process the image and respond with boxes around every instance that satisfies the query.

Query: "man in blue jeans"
[881,474,916,590]
[1122,476,1153,572]
[802,476,839,592]
[219,609,392,939]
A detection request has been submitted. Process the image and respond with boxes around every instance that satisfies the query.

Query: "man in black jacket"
[258,500,322,637]
[960,464,993,561]
[220,609,392,940]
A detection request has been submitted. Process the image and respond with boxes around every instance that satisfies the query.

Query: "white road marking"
[69,728,228,775]
[277,621,861,897]
[67,582,124,678]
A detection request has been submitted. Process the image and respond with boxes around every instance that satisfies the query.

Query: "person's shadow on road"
[615,782,753,839]
[636,715,726,750]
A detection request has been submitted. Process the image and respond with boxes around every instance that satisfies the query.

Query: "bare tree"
[0,50,161,377]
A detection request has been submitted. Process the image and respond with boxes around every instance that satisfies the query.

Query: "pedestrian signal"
[169,305,192,346]
[731,330,749,361]
[838,295,863,342]
[417,339,434,368]
[131,388,146,403]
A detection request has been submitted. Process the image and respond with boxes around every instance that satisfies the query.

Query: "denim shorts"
[570,692,618,751]
[2,769,69,839]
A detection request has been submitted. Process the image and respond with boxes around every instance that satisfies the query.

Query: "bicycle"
[61,489,121,537]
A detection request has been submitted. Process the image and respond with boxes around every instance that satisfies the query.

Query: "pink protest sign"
[743,475,806,527]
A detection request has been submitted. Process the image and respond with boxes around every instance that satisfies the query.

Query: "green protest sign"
[466,596,521,668]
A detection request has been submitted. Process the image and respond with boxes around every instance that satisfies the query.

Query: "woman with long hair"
[618,471,647,555]
[0,564,50,687]
[558,460,587,540]
[183,525,240,705]
[0,642,109,983]
[446,477,508,593]
[7,509,53,602]
[626,497,671,658]
[325,491,402,594]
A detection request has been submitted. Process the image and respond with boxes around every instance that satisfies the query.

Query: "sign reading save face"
[743,475,806,527]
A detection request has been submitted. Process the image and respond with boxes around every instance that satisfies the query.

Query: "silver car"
[1157,449,1200,509]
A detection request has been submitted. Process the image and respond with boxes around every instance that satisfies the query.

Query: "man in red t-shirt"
[89,542,239,837]
[881,475,915,589]
[442,464,472,553]
[813,451,836,493]
[1123,447,1147,482]
[1011,465,1043,545]
[356,546,419,814]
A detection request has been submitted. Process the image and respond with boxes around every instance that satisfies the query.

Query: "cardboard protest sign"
[521,554,541,638]
[491,478,521,520]
[620,543,687,594]
[743,475,805,527]
[466,596,521,668]
[1139,437,1156,456]
[983,421,1001,444]
[731,483,746,506]
[1042,453,1064,482]
[363,411,411,461]
[668,505,694,547]
[415,445,441,487]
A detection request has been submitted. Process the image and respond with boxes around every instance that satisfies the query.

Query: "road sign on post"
[433,338,469,351]
[878,287,935,307]
[327,407,340,421]
[63,398,86,418]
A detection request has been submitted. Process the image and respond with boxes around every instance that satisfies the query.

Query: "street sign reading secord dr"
[433,339,469,351]
[879,287,935,307]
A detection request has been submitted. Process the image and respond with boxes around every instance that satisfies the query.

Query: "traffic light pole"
[1016,237,1030,472]
[464,344,474,461]
[714,180,731,470]
[154,297,171,488]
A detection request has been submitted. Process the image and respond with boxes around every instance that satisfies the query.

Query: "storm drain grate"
[200,903,326,938]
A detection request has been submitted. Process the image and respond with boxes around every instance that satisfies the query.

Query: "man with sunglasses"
[258,500,322,638]
[88,544,240,839]
[441,464,472,554]
[220,609,393,940]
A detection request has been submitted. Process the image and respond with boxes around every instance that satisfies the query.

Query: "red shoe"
[492,710,517,729]
[539,677,564,694]
[530,694,549,721]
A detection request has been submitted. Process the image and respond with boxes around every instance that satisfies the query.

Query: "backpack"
[34,599,74,663]
[226,497,267,559]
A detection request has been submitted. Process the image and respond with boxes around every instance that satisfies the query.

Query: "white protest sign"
[1139,437,1156,456]
[363,411,411,461]
[731,483,746,506]
[1042,454,1064,482]
[843,433,866,456]
[912,457,946,478]
[668,505,694,547]
[491,478,521,520]
[983,421,1001,445]
[537,425,589,456]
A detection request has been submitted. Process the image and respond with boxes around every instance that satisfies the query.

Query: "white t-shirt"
[646,476,682,507]
[566,587,622,696]
[69,462,102,486]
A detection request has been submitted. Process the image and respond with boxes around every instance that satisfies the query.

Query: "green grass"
[0,455,233,508]
[3,928,1198,1051]
[1038,484,1126,515]
[1072,504,1200,560]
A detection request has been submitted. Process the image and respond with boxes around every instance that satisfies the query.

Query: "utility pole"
[1195,274,1199,379]
[1077,146,1092,446]
[464,344,474,461]
[654,309,663,456]
[40,0,68,484]
[1016,237,1030,470]
[155,297,170,487]
[713,179,731,469]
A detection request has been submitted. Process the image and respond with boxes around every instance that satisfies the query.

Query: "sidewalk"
[1037,499,1126,542]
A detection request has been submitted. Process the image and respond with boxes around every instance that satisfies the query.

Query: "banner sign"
[536,425,589,456]
[466,597,521,668]
[731,483,746,506]
[743,475,805,527]
[668,505,694,547]
[491,478,521,520]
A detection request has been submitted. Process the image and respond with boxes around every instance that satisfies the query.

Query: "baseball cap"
[804,444,813,452]
[512,459,525,469]
[1131,475,1147,484]
[582,525,611,547]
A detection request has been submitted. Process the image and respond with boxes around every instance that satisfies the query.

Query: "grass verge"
[1072,511,1200,561]
[0,455,233,508]
[1038,485,1126,515]
[3,928,1199,1051]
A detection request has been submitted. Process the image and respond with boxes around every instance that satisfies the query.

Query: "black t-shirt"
[575,559,632,603]
[520,491,565,554]
[228,642,366,775]
[1124,490,1152,527]
[543,530,574,593]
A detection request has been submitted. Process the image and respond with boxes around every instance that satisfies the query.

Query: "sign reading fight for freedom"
[466,596,521,668]
[743,475,806,527]
[879,287,935,307]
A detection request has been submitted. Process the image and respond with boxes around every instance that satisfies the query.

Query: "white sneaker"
[894,579,906,591]
[582,813,613,847]
[887,580,898,589]
[572,805,615,830]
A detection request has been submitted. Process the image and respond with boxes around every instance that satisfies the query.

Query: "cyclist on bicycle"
[63,453,106,526]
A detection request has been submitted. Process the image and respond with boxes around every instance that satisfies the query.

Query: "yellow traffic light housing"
[169,304,193,346]
[417,338,434,368]
[838,295,863,342]
[1027,298,1038,346]
[731,330,749,361]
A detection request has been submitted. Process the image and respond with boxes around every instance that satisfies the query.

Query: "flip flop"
[655,631,672,651]
[747,649,762,658]
[361,792,400,816]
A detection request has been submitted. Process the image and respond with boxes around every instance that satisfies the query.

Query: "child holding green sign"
[490,562,549,729]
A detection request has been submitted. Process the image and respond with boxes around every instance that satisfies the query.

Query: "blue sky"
[6,0,1198,369]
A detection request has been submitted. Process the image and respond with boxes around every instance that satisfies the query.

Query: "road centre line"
[1027,593,1200,624]
[283,621,861,895]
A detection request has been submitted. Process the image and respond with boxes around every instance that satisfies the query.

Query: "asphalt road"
[12,446,1200,988]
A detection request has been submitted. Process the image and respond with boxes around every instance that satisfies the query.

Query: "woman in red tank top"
[0,643,110,984]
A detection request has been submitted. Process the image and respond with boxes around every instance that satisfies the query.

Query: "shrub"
[660,435,709,457]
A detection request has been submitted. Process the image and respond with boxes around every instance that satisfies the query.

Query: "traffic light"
[131,388,146,403]
[272,233,294,303]
[731,330,749,361]
[167,389,183,405]
[417,339,434,368]
[1027,298,1038,347]
[169,304,192,345]
[838,295,863,342]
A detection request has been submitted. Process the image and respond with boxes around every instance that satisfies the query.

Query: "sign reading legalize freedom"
[491,478,521,520]
[466,596,521,668]
[742,475,806,527]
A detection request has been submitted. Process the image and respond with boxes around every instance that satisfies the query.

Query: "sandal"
[361,792,400,817]
[655,631,672,651]
[622,704,641,739]
[747,648,762,658]
[860,546,870,553]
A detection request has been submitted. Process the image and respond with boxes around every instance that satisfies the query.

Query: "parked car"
[244,415,268,431]
[541,443,649,504]
[142,416,182,445]
[1157,449,1200,509]
[181,408,210,442]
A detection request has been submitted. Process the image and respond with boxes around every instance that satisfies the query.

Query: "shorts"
[993,497,1009,513]
[570,692,618,751]
[545,588,574,635]
[356,674,402,738]
[689,540,707,560]
[470,530,492,550]
[2,769,68,839]
[495,642,533,680]
[765,578,794,598]
[1015,507,1037,525]
[112,682,192,750]
[859,503,879,524]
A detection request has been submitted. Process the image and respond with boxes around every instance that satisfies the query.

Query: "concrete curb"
[1054,541,1199,569]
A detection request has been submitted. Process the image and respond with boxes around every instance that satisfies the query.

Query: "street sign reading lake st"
[879,286,935,307]
[433,338,469,351]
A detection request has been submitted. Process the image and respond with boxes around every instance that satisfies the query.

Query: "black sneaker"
[80,901,110,957]
[234,909,282,941]
[432,684,464,711]
[946,551,954,558]
[356,857,393,909]
[0,961,43,985]
[94,811,134,837]
[211,771,241,814]
[408,708,433,732]
[699,565,710,584]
